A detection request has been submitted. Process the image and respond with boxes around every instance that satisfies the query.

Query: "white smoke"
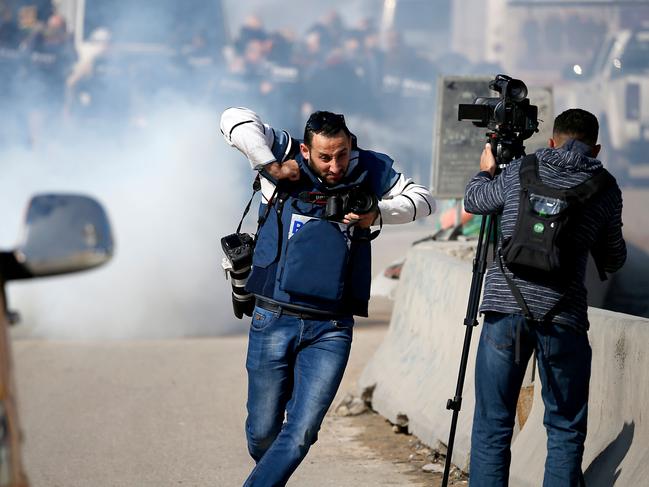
[0,102,255,339]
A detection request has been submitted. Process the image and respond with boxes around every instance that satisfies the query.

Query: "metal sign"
[431,76,492,199]
[524,86,554,154]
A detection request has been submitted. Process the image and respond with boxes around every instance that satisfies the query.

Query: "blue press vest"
[245,131,394,317]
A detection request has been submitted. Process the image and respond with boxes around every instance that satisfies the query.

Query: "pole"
[0,283,29,487]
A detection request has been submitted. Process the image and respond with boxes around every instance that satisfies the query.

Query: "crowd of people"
[0,6,449,182]
[221,12,440,134]
[0,4,76,146]
[0,3,484,178]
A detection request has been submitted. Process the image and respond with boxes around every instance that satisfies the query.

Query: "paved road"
[13,324,426,487]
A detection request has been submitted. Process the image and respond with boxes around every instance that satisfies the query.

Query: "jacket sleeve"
[220,107,277,170]
[463,170,507,215]
[594,184,627,274]
[378,170,436,224]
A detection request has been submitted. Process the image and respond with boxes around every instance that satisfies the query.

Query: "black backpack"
[500,154,615,286]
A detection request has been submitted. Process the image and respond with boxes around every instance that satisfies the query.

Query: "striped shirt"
[464,141,626,332]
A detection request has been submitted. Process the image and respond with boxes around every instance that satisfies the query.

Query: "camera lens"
[349,190,377,215]
[230,265,254,319]
[506,79,528,102]
[325,194,343,220]
[221,232,255,319]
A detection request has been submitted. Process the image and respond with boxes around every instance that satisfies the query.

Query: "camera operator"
[463,108,626,486]
[220,106,435,487]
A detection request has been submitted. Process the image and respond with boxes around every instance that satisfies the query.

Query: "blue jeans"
[242,305,353,487]
[470,312,591,487]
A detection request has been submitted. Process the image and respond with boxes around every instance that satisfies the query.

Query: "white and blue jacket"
[221,107,435,317]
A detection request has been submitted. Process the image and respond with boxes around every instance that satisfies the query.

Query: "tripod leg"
[441,214,496,486]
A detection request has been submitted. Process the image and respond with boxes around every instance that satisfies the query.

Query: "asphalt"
[12,323,427,487]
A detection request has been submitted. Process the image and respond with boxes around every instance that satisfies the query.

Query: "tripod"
[441,137,524,487]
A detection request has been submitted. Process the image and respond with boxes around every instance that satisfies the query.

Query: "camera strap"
[297,191,328,205]
[371,211,383,240]
[346,211,382,242]
[236,174,279,239]
[236,174,261,234]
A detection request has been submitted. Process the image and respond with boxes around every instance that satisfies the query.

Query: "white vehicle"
[559,28,649,181]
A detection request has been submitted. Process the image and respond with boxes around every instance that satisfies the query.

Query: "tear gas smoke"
[0,102,253,339]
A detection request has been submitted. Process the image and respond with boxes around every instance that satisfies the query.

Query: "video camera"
[458,74,539,165]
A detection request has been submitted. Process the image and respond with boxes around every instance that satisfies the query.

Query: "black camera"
[221,232,255,319]
[458,74,539,164]
[324,187,378,222]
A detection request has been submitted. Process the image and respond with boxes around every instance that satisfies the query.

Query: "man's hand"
[265,160,300,181]
[480,143,496,177]
[343,209,379,229]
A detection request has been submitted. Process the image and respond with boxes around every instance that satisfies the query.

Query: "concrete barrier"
[360,241,649,484]
[360,242,481,471]
[510,309,649,486]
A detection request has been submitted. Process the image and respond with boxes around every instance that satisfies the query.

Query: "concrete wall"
[510,309,649,486]
[360,241,649,484]
[360,242,481,471]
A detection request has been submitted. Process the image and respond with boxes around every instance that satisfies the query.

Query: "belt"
[255,298,341,320]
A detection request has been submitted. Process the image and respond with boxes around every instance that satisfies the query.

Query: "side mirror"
[9,193,114,279]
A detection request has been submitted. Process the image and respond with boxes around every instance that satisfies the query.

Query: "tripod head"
[487,130,528,173]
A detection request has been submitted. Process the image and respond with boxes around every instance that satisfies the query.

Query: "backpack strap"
[521,154,614,205]
[518,154,539,188]
[497,248,567,364]
[497,249,535,322]
[497,249,533,364]
[522,152,615,206]
[567,168,616,205]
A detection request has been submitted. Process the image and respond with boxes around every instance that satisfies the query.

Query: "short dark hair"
[552,108,599,146]
[303,111,351,147]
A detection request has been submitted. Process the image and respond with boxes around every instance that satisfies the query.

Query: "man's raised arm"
[220,107,299,181]
[220,107,277,170]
